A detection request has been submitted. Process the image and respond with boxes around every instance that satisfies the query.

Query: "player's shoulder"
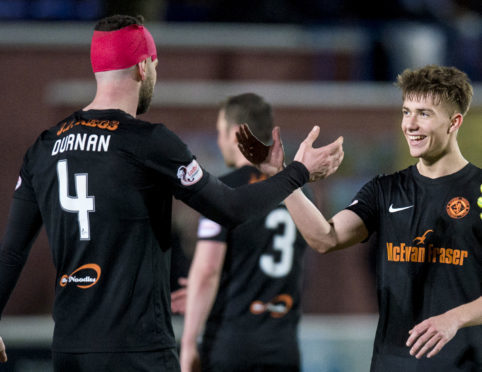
[466,163,482,177]
[219,166,264,188]
[369,165,414,186]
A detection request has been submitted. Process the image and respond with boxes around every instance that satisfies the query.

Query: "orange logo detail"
[249,294,293,318]
[413,229,433,245]
[59,263,101,289]
[446,197,470,219]
[249,173,267,184]
[386,228,469,266]
[57,119,119,136]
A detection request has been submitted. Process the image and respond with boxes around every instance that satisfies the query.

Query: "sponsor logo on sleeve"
[249,294,293,318]
[177,159,203,186]
[59,263,101,289]
[15,176,22,191]
[446,197,470,219]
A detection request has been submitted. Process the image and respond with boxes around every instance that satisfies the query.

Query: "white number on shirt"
[259,208,296,278]
[57,160,95,240]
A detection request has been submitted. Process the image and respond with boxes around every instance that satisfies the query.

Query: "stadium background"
[0,1,481,371]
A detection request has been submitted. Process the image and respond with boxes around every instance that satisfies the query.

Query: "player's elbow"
[308,240,335,254]
[305,231,338,254]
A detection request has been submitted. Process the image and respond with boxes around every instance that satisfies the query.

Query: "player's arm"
[406,296,482,359]
[0,198,42,311]
[0,197,43,363]
[285,189,368,253]
[235,121,361,251]
[184,161,308,229]
[185,126,343,228]
[180,240,226,372]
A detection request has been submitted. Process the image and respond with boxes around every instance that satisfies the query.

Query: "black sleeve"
[0,198,42,317]
[345,177,379,236]
[182,161,309,229]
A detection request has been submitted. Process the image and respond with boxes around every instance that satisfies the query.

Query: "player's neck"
[84,80,140,117]
[417,148,468,179]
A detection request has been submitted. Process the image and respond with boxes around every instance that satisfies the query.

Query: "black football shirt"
[347,164,482,372]
[13,109,211,352]
[198,166,307,368]
[2,107,309,356]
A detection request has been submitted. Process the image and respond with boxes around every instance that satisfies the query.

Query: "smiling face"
[401,95,461,163]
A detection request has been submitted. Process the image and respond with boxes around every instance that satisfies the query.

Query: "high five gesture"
[237,123,344,182]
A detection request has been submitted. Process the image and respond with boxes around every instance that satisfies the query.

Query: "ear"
[136,60,148,82]
[448,113,463,134]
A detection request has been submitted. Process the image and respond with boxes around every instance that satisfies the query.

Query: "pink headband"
[90,24,157,73]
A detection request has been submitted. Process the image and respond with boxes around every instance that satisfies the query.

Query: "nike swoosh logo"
[389,204,414,213]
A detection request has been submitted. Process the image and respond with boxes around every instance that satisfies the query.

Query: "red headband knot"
[91,24,157,73]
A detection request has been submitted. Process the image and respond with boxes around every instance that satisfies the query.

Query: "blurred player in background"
[238,64,482,372]
[0,15,344,372]
[179,93,309,372]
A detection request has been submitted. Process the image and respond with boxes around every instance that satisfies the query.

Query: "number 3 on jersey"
[259,208,296,278]
[57,160,95,240]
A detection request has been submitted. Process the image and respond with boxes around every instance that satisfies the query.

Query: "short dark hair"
[94,14,144,31]
[395,65,473,116]
[221,93,273,144]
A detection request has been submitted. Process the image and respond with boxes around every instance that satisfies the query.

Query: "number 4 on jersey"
[57,160,95,240]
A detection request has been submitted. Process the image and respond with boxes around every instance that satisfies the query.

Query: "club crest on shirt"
[446,197,470,219]
[15,176,22,190]
[177,159,203,186]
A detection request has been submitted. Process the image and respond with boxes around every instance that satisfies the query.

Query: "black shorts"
[52,347,180,372]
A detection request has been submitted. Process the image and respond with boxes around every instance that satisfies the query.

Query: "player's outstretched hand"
[236,124,285,177]
[294,126,344,182]
[406,312,459,359]
[0,336,7,362]
[170,277,188,315]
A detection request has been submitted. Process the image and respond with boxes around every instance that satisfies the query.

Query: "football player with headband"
[0,15,343,372]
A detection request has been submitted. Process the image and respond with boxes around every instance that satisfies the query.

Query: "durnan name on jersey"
[52,133,111,155]
[51,119,118,155]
